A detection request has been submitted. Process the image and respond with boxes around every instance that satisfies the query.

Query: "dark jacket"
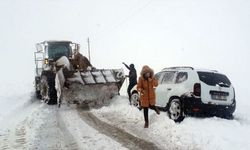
[124,63,137,85]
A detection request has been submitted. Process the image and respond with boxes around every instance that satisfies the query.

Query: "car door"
[155,71,176,107]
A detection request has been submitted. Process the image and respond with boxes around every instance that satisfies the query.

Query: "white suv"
[130,66,236,122]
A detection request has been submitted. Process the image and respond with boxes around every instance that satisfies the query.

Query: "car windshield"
[197,71,231,87]
[47,43,71,60]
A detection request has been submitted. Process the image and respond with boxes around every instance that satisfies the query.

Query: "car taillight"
[194,83,201,96]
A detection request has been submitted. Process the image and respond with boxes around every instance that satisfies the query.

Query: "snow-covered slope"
[0,81,33,123]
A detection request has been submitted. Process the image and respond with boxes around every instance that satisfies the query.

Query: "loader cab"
[45,41,73,61]
[34,41,79,76]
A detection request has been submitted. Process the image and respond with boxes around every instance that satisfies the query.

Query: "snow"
[59,106,128,150]
[0,0,250,149]
[0,83,128,150]
[92,96,250,150]
[67,71,84,85]
[0,74,250,150]
[0,82,34,123]
[81,72,96,84]
[55,68,65,101]
[92,71,106,83]
[103,70,116,82]
[56,56,70,70]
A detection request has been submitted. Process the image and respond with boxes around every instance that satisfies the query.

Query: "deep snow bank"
[92,96,250,150]
[0,81,34,124]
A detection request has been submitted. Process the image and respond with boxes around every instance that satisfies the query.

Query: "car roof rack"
[195,68,218,72]
[162,66,194,71]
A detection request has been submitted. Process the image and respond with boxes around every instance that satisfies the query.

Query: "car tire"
[167,98,185,122]
[131,91,139,106]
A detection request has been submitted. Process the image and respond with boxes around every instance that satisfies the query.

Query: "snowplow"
[34,41,125,106]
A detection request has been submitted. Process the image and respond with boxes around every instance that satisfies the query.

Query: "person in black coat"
[123,62,137,104]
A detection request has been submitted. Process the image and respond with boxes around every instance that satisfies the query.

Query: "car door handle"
[167,88,172,91]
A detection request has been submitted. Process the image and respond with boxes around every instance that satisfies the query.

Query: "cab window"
[47,44,71,60]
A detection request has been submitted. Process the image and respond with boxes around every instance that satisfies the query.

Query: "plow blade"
[57,69,125,106]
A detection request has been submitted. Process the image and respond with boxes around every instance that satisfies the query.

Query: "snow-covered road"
[77,106,160,150]
[0,87,158,150]
[1,82,250,150]
[0,81,127,150]
[0,99,129,150]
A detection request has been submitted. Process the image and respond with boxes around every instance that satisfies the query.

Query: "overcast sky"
[0,0,249,101]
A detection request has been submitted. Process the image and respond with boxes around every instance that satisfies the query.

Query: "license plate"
[211,95,227,101]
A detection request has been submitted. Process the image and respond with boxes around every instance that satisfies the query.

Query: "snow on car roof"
[162,66,194,71]
[194,68,218,73]
[161,67,219,73]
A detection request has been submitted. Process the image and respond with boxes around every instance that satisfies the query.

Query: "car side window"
[161,71,176,84]
[175,72,188,83]
[155,72,164,84]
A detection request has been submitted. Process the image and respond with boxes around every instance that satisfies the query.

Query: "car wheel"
[168,98,185,122]
[131,91,139,106]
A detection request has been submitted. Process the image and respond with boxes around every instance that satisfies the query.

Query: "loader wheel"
[40,74,57,105]
[35,77,42,99]
[36,91,42,99]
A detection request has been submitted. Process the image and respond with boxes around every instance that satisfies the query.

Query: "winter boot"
[144,122,149,128]
[155,107,160,115]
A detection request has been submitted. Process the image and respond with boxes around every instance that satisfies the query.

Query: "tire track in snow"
[0,98,36,150]
[12,119,28,149]
[0,132,10,150]
[77,107,161,150]
[0,98,79,150]
[28,105,79,150]
[56,109,79,150]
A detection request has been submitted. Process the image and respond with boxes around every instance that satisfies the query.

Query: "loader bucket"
[56,69,125,106]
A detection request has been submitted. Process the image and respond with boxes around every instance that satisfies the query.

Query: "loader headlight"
[44,58,49,64]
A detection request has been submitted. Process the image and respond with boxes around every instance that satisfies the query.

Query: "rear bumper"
[182,96,236,116]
